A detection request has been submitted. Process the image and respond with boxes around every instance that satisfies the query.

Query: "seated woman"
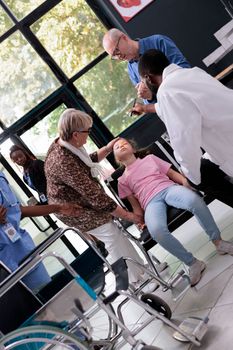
[0,171,81,292]
[10,145,48,204]
[113,138,233,286]
[45,108,150,287]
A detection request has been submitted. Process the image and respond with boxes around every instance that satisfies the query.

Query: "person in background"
[102,28,190,104]
[10,145,48,204]
[0,171,82,292]
[45,108,157,289]
[131,49,233,209]
[113,138,233,286]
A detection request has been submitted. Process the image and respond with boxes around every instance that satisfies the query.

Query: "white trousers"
[88,221,144,283]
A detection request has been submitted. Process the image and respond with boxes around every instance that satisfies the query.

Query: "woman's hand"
[137,223,146,231]
[106,137,120,153]
[127,212,144,225]
[56,203,83,217]
[0,205,7,224]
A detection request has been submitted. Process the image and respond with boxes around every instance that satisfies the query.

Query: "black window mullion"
[20,0,62,27]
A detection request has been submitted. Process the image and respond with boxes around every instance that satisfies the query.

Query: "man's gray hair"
[58,108,93,141]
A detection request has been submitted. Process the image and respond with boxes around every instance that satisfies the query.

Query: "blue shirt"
[0,172,51,291]
[128,34,191,104]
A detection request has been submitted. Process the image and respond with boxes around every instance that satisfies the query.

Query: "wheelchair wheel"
[140,293,172,319]
[88,302,118,343]
[0,325,89,350]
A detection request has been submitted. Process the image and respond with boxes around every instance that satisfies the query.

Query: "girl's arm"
[167,168,195,190]
[127,194,144,217]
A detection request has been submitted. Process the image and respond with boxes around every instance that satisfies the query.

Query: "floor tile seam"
[173,306,212,318]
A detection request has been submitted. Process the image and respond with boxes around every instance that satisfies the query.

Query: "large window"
[31,0,106,78]
[0,0,139,135]
[0,31,60,126]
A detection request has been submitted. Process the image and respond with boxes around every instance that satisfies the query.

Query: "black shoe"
[96,240,109,258]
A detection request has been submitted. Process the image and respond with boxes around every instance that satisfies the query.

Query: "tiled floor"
[105,200,233,349]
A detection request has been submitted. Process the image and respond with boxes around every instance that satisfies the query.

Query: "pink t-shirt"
[118,154,174,209]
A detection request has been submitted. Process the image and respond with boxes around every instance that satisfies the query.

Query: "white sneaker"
[131,272,159,293]
[216,240,233,255]
[189,259,206,286]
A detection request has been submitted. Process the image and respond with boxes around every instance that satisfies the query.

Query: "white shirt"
[156,64,233,185]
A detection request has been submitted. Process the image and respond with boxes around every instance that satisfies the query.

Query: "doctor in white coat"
[132,49,233,204]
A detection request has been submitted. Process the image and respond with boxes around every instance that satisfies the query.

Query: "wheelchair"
[0,227,209,349]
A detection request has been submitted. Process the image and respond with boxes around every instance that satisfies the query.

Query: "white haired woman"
[45,108,150,286]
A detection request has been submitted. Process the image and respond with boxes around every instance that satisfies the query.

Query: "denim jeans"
[144,185,221,266]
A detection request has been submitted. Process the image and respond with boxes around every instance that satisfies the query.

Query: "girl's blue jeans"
[144,185,221,266]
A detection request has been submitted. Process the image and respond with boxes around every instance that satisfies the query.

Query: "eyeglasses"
[111,36,123,60]
[78,127,92,134]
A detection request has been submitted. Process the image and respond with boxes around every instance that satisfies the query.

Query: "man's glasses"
[78,127,92,134]
[111,36,123,60]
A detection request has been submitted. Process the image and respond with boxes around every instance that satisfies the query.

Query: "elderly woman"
[45,108,148,285]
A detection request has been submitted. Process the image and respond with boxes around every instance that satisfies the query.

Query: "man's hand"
[129,102,145,116]
[136,82,153,100]
[0,205,7,224]
[129,102,156,116]
[56,203,83,217]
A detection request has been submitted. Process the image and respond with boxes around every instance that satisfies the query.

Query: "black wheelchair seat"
[37,247,105,303]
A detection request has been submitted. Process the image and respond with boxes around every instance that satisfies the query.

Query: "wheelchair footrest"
[165,269,190,301]
[173,316,209,342]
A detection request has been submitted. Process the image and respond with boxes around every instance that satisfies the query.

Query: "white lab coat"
[156,64,233,185]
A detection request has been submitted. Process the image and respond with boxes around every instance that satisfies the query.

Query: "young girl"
[113,138,233,286]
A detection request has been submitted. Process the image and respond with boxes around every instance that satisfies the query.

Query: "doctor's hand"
[56,203,83,217]
[136,82,153,100]
[129,102,156,116]
[129,102,145,116]
[0,205,7,224]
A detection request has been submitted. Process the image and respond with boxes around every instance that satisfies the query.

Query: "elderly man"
[132,49,233,208]
[102,28,190,103]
